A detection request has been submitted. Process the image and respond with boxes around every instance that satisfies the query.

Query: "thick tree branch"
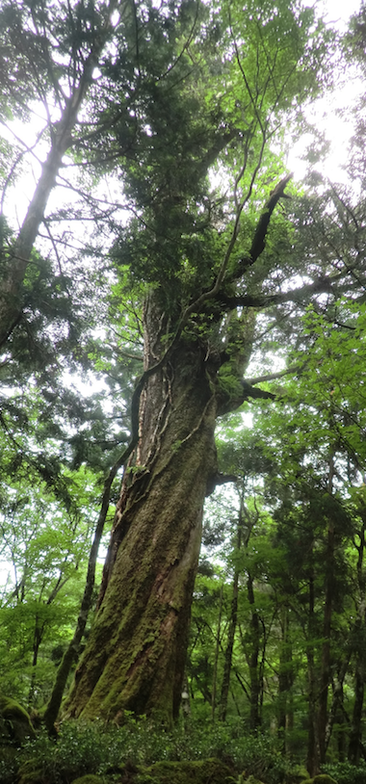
[219,272,346,310]
[235,173,292,277]
[241,380,276,400]
[247,366,299,385]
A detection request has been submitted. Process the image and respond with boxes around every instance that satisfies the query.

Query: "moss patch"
[242,777,266,784]
[286,766,311,784]
[302,777,338,784]
[71,776,105,784]
[137,757,235,784]
[0,694,35,746]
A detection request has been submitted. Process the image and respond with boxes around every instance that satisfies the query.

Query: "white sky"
[286,0,364,183]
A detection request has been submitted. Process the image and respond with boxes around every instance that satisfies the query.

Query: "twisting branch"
[235,173,292,277]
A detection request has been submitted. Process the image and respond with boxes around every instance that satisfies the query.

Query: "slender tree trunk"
[348,659,365,764]
[28,616,45,709]
[218,572,239,721]
[278,605,292,752]
[219,495,244,722]
[245,571,262,731]
[64,297,219,722]
[318,517,334,764]
[307,567,319,777]
[348,514,366,764]
[43,445,134,733]
[318,454,336,764]
[212,584,223,721]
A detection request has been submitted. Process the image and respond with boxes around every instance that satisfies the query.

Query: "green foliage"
[71,777,104,784]
[323,762,366,784]
[8,717,289,784]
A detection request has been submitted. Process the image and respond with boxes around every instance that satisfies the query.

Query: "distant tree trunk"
[307,566,319,777]
[348,659,365,764]
[278,606,293,752]
[212,584,223,721]
[219,494,244,722]
[64,296,220,723]
[244,570,262,731]
[218,572,239,722]
[181,673,191,717]
[43,450,132,733]
[348,513,366,764]
[318,516,335,764]
[28,616,45,708]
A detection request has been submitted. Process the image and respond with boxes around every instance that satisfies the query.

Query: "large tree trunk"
[64,296,219,722]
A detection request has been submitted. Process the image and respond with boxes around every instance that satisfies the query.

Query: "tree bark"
[64,297,219,723]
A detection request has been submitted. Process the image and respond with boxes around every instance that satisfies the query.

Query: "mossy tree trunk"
[63,175,290,724]
[64,297,221,722]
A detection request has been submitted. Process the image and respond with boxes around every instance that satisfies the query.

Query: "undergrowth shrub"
[11,714,289,784]
[323,762,366,784]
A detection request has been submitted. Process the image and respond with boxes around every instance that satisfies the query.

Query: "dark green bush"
[0,747,20,784]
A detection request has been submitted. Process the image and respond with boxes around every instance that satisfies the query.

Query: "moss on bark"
[64,337,218,723]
